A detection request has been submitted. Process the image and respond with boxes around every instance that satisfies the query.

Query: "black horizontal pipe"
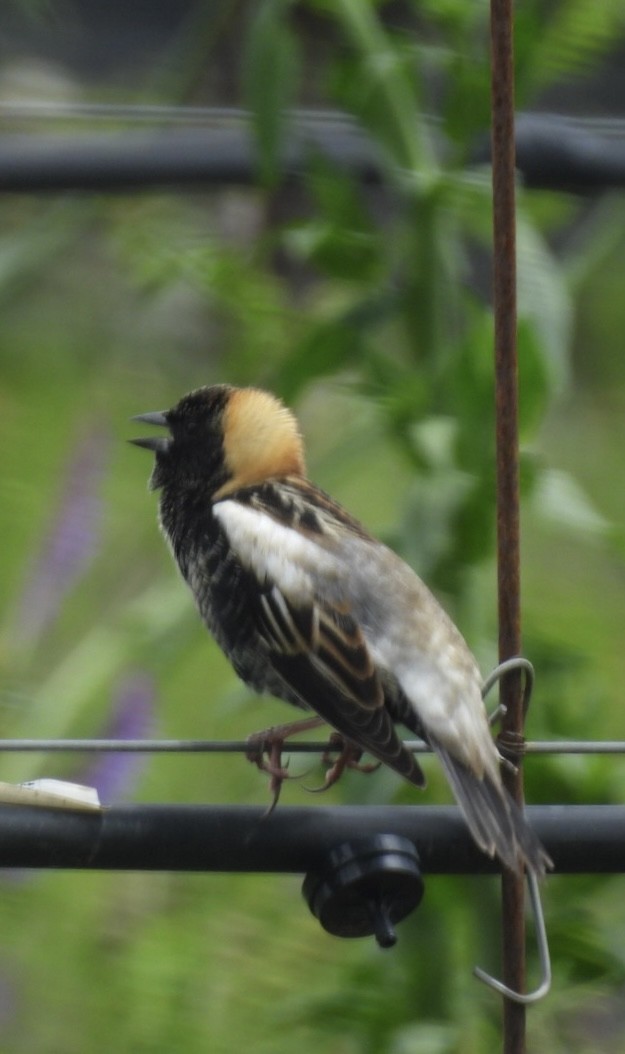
[0,803,622,875]
[0,114,624,194]
[0,125,381,194]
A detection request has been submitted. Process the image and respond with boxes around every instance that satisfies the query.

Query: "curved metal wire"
[474,871,552,1003]
[482,655,534,725]
[472,656,551,1003]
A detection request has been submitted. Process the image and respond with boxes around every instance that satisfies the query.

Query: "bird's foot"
[246,716,325,813]
[306,733,381,794]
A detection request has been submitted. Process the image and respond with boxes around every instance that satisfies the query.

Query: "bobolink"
[132,384,550,876]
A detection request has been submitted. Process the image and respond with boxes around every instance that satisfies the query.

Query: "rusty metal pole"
[490,1,527,1052]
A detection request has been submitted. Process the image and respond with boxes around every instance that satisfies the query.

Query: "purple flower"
[14,425,110,646]
[80,673,156,804]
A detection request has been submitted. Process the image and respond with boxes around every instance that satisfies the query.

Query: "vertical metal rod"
[490,1,526,1052]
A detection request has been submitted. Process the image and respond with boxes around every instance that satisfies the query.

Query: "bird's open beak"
[129,411,171,453]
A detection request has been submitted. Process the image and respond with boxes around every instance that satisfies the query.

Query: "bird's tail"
[429,736,552,878]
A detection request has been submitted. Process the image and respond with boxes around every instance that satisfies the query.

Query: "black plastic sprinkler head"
[302,834,424,948]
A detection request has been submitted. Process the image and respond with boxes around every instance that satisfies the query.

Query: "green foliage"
[244,0,300,185]
[1,0,625,1052]
[516,0,625,97]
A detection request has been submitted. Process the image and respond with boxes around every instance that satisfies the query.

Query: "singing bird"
[131,384,550,876]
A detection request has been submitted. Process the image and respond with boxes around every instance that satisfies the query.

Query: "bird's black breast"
[160,487,251,644]
[157,485,297,700]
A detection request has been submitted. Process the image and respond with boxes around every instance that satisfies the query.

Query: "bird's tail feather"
[429,736,552,878]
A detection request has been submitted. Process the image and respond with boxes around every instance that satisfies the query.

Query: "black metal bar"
[0,115,624,194]
[0,804,622,874]
[0,126,381,194]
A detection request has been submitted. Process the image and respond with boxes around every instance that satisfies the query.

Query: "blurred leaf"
[563,195,625,293]
[442,51,491,149]
[416,2,492,148]
[285,218,380,280]
[277,314,362,398]
[448,307,495,447]
[517,318,552,436]
[274,292,397,400]
[0,202,87,305]
[284,161,382,280]
[532,469,611,538]
[394,456,475,580]
[244,0,300,185]
[518,0,625,92]
[389,1022,458,1054]
[517,211,574,393]
[321,0,434,175]
[417,0,489,26]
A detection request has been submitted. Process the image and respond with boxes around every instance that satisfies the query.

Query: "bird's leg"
[246,716,326,812]
[307,732,381,793]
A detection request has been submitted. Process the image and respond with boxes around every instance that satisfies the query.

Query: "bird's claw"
[246,719,324,812]
[246,735,293,812]
[246,738,291,780]
[245,719,376,807]
[305,736,381,793]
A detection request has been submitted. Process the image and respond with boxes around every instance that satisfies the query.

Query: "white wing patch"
[214,500,339,599]
[216,498,499,779]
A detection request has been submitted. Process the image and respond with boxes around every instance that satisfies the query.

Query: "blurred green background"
[1,1,625,1051]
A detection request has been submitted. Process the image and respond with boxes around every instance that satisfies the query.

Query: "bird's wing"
[213,495,425,787]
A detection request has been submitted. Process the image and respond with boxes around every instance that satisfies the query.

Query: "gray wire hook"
[473,871,552,1004]
[482,655,534,724]
[475,655,551,1003]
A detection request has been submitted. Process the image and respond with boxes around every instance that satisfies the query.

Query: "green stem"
[334,0,436,178]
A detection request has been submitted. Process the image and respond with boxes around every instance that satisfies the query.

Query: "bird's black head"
[130,385,233,495]
[132,383,305,499]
